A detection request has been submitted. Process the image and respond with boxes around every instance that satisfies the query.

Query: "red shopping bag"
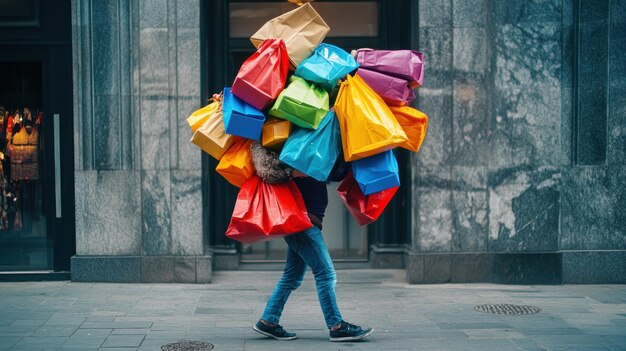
[337,171,399,226]
[231,38,290,111]
[226,176,312,243]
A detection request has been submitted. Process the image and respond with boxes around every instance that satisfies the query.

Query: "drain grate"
[161,340,214,351]
[474,303,541,315]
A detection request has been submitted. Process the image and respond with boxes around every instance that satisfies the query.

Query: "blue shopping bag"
[294,43,359,91]
[279,110,341,182]
[352,150,400,195]
[222,87,266,141]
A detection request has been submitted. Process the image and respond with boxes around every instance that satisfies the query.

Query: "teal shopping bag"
[352,150,400,195]
[279,110,341,182]
[294,43,359,91]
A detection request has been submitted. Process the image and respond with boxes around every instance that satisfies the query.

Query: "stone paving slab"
[0,270,625,350]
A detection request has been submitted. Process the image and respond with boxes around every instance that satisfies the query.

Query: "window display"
[0,61,50,271]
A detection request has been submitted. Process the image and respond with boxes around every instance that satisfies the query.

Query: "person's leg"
[288,226,343,329]
[260,239,307,325]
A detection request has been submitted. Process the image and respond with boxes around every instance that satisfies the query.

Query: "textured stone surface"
[196,255,212,283]
[419,0,452,27]
[171,170,203,255]
[488,167,560,252]
[75,171,141,256]
[562,251,626,284]
[560,166,626,250]
[452,190,488,252]
[142,171,172,256]
[141,256,175,283]
[452,0,486,27]
[450,253,492,283]
[423,254,451,283]
[405,252,424,284]
[492,253,561,284]
[415,189,452,252]
[71,256,140,283]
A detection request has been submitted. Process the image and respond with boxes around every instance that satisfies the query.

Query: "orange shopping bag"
[261,117,291,149]
[388,105,428,153]
[216,138,255,188]
[334,73,408,161]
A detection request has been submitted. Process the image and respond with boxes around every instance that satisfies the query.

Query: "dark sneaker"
[329,321,374,342]
[253,320,297,341]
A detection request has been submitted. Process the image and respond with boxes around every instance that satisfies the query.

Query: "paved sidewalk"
[1,270,625,350]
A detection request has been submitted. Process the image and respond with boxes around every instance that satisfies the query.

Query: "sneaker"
[329,321,374,342]
[253,320,297,341]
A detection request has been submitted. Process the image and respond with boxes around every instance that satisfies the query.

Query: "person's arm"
[250,141,293,183]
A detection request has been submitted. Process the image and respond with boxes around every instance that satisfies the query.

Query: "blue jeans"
[261,226,343,328]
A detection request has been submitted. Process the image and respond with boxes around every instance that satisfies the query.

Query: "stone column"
[70,0,210,283]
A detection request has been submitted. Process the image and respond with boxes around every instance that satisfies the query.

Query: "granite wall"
[407,0,626,283]
[70,0,210,283]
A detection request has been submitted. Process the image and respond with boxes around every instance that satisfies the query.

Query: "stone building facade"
[69,0,625,283]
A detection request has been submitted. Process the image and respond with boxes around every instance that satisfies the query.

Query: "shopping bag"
[226,176,313,243]
[186,94,221,133]
[231,39,289,110]
[354,49,424,88]
[357,68,415,106]
[279,110,341,181]
[222,87,266,141]
[251,3,330,68]
[389,105,429,153]
[190,97,235,160]
[215,137,255,188]
[262,117,292,149]
[294,43,359,90]
[268,76,329,129]
[337,171,399,226]
[352,150,400,195]
[334,73,408,161]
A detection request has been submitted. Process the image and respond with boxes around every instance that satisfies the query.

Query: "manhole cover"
[474,303,541,315]
[161,340,214,351]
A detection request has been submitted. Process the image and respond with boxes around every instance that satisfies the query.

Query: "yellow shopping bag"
[250,3,329,68]
[389,106,428,153]
[334,73,408,161]
[186,93,221,133]
[190,96,234,160]
[216,138,255,188]
[262,118,292,149]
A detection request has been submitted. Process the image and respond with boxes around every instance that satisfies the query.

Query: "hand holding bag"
[354,49,424,88]
[389,105,429,153]
[251,3,330,68]
[222,87,266,141]
[337,171,399,226]
[279,110,341,181]
[294,43,359,90]
[216,137,255,188]
[231,39,290,110]
[226,176,312,243]
[334,73,408,161]
[268,76,329,129]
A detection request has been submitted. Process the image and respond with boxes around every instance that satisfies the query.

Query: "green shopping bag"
[268,76,329,129]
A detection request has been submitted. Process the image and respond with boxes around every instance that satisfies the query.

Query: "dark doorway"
[202,0,413,267]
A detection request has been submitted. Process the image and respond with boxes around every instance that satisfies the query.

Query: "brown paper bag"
[190,100,235,160]
[250,3,329,68]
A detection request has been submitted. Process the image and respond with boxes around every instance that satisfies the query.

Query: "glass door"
[0,61,50,270]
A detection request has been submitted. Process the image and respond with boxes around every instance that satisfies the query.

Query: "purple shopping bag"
[357,68,415,106]
[355,49,424,88]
